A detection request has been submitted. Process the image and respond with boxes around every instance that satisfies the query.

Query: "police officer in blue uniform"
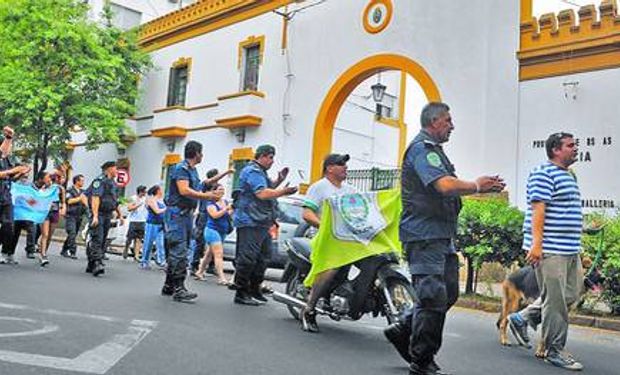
[62,174,87,259]
[87,161,124,276]
[233,145,296,305]
[384,103,505,375]
[162,141,222,302]
[0,126,30,259]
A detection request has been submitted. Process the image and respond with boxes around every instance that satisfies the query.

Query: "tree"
[0,0,151,175]
[455,198,525,294]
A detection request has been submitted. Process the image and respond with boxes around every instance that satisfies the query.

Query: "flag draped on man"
[11,184,58,224]
[304,190,402,287]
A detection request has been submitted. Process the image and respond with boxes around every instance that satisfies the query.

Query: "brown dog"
[497,257,594,358]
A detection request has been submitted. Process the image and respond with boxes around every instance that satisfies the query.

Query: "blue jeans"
[140,223,165,266]
[164,207,194,283]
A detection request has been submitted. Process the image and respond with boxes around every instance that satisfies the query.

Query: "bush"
[455,198,524,294]
[582,212,620,314]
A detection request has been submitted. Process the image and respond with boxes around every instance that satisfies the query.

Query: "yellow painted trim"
[163,153,182,166]
[520,0,533,24]
[140,0,295,51]
[281,8,289,52]
[172,57,192,71]
[151,126,188,138]
[238,35,265,70]
[363,0,394,34]
[397,70,407,168]
[518,1,620,80]
[375,116,400,128]
[217,90,266,101]
[153,102,218,113]
[215,115,262,129]
[231,147,255,161]
[310,54,441,183]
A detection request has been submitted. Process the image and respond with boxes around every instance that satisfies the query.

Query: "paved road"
[1,240,619,375]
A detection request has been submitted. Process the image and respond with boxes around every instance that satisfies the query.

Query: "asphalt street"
[1,240,619,375]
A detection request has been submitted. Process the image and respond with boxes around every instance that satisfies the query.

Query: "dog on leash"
[496,257,597,357]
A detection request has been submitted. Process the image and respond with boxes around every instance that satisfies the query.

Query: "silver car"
[223,196,306,269]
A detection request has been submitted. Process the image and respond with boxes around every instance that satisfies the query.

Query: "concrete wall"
[517,69,620,212]
[72,0,523,201]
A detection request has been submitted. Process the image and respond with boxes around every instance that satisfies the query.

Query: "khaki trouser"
[519,254,583,353]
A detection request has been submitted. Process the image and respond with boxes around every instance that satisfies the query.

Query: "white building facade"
[70,0,620,212]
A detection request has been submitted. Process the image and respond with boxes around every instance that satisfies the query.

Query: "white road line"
[0,317,59,338]
[0,303,158,374]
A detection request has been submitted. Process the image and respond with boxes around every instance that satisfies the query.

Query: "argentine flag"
[11,184,59,224]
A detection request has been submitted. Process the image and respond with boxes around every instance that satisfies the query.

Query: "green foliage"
[0,0,151,171]
[456,198,525,269]
[581,212,620,314]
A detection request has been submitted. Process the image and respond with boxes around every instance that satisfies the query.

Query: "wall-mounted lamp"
[166,140,176,153]
[371,73,387,103]
[234,128,246,143]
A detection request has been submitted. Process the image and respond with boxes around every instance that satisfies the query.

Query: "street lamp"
[371,73,386,103]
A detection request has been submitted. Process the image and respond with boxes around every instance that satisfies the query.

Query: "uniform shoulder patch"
[426,152,442,168]
[92,180,101,189]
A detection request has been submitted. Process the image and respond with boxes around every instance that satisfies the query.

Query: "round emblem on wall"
[363,0,393,34]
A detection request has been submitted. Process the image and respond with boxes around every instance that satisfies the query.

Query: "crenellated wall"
[518,0,620,80]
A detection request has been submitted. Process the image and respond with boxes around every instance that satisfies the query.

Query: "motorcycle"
[273,237,415,325]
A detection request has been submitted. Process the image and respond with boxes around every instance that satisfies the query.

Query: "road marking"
[0,303,158,374]
[0,317,59,338]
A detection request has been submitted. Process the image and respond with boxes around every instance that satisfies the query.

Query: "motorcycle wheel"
[384,278,416,324]
[285,270,307,321]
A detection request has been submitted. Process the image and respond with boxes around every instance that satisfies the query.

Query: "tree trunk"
[465,256,475,295]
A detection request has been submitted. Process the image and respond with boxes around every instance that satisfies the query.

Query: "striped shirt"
[522,161,582,255]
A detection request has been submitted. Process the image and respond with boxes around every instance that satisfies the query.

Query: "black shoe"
[384,322,411,363]
[409,361,436,375]
[161,284,174,296]
[60,251,70,258]
[250,290,268,304]
[173,287,198,302]
[301,308,319,333]
[234,290,261,306]
[508,313,531,348]
[70,253,78,259]
[427,360,450,375]
[103,254,109,260]
[26,252,35,259]
[85,261,94,273]
[92,262,105,277]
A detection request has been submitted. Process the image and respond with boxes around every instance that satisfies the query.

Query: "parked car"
[223,196,305,269]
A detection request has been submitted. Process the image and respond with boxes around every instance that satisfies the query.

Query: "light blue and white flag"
[11,184,59,224]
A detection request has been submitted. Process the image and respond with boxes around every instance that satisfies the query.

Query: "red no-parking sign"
[115,168,131,187]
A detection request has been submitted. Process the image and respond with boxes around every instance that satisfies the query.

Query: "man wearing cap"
[1,126,31,261]
[299,153,357,332]
[233,144,297,305]
[86,161,124,276]
[161,141,222,302]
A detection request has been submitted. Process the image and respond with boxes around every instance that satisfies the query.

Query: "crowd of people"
[1,100,587,374]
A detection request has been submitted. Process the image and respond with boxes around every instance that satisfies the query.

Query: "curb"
[455,298,620,332]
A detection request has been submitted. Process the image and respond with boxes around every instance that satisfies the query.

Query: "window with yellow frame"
[238,36,265,92]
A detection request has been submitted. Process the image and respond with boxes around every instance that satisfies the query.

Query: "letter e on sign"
[115,169,131,187]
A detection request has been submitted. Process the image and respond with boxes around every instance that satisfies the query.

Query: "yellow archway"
[310,53,442,182]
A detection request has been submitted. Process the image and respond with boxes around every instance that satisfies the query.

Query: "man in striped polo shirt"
[509,132,584,371]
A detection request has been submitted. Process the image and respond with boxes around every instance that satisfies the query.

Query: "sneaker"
[508,313,531,348]
[301,308,319,333]
[40,255,49,267]
[1,254,18,265]
[70,253,78,260]
[250,289,268,304]
[60,251,71,258]
[26,252,35,259]
[172,287,198,302]
[161,284,174,296]
[545,350,583,371]
[139,263,150,270]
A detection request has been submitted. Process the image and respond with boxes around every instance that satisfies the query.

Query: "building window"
[241,44,261,91]
[167,64,189,107]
